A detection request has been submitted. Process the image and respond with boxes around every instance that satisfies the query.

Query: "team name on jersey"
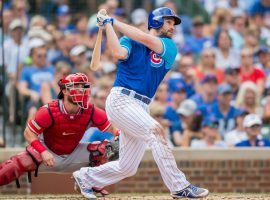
[150,51,164,68]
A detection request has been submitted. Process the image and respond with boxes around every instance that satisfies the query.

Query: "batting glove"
[97,12,114,26]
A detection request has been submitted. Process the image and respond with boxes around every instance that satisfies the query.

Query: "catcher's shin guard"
[0,146,42,187]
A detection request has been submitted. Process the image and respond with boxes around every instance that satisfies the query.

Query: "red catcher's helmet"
[58,73,91,109]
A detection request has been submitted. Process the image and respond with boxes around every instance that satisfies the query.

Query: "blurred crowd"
[1,0,270,148]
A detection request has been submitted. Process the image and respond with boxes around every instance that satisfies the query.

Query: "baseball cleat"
[171,184,209,199]
[72,170,97,199]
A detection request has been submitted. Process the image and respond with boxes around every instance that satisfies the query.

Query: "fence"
[1,148,270,194]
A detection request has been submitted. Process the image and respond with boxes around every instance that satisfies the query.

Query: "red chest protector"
[43,100,94,155]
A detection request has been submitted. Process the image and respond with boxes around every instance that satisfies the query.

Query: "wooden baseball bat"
[90,9,107,71]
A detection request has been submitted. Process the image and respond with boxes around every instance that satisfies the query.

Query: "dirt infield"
[1,194,270,200]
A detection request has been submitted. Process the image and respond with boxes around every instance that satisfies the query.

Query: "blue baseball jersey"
[114,36,177,98]
[208,103,240,137]
[235,139,270,147]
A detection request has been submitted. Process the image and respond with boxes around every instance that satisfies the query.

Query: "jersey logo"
[62,132,76,136]
[150,51,164,68]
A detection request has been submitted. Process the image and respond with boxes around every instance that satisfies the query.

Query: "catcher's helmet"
[148,7,181,30]
[58,73,91,109]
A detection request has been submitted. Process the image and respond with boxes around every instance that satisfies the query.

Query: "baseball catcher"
[0,73,119,196]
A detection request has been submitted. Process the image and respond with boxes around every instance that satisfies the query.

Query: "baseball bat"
[90,9,107,71]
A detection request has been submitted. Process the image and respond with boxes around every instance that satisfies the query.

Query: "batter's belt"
[117,88,151,105]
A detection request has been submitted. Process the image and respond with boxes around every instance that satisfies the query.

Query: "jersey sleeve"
[27,106,53,135]
[19,67,29,82]
[91,106,111,132]
[256,68,266,80]
[119,36,132,60]
[159,38,177,69]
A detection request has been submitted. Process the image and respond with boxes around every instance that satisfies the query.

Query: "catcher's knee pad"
[0,146,42,187]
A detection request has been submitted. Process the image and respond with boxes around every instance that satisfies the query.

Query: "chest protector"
[44,100,93,155]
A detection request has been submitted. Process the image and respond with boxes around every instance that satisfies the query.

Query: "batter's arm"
[104,23,128,60]
[104,20,163,59]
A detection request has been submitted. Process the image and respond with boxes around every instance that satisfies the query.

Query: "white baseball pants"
[78,87,190,192]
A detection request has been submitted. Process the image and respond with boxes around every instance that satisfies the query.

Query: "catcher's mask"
[58,73,91,109]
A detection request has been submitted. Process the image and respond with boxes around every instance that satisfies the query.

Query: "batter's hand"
[41,150,55,167]
[97,10,113,26]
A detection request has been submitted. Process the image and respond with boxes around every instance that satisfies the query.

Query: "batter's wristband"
[31,139,46,154]
[103,18,114,26]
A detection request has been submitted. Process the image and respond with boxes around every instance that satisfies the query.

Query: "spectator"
[4,19,28,76]
[69,45,92,81]
[255,46,270,74]
[29,15,47,29]
[177,99,204,147]
[243,26,260,51]
[223,66,241,100]
[191,74,218,112]
[167,54,195,98]
[11,0,29,28]
[209,83,241,137]
[131,8,148,32]
[190,117,225,148]
[40,61,72,104]
[168,83,187,111]
[113,8,127,24]
[73,13,90,47]
[240,47,266,96]
[0,9,13,41]
[149,101,173,147]
[225,110,249,147]
[205,8,232,36]
[93,88,109,110]
[4,19,28,124]
[235,81,263,115]
[18,38,54,121]
[56,4,75,33]
[235,114,270,147]
[193,47,223,92]
[213,30,240,69]
[50,32,76,65]
[249,0,270,18]
[155,82,182,145]
[229,14,246,50]
[28,26,52,44]
[184,16,211,56]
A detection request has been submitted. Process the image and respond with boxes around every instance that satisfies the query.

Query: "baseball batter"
[0,73,119,196]
[73,7,209,199]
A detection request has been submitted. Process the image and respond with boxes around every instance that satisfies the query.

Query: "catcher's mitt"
[106,136,119,161]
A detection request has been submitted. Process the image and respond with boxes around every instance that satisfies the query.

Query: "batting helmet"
[58,73,91,109]
[148,7,181,30]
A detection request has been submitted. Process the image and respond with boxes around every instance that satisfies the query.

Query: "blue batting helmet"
[148,7,181,30]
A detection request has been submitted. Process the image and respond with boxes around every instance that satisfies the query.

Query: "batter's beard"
[158,29,173,38]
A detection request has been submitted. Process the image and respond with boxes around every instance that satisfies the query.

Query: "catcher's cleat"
[171,184,209,199]
[93,187,109,196]
[72,171,97,199]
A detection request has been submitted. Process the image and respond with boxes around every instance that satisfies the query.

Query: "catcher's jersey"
[113,36,177,98]
[27,100,111,155]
